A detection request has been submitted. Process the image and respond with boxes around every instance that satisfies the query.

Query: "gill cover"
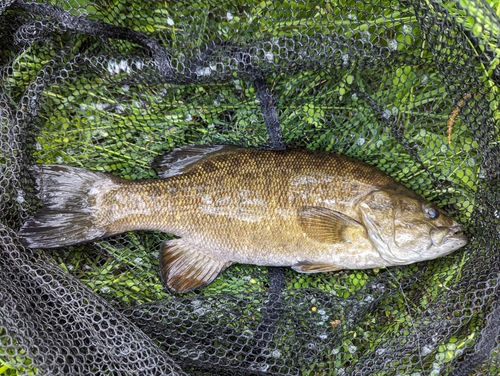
[358,190,433,265]
[357,190,403,263]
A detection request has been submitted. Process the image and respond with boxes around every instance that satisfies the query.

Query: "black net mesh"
[1,1,500,375]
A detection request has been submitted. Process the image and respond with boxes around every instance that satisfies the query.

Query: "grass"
[2,0,500,375]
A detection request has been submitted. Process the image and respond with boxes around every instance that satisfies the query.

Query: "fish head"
[357,188,467,266]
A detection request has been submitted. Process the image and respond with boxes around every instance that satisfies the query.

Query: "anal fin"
[292,262,343,273]
[159,239,231,293]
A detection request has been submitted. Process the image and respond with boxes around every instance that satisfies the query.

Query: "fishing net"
[1,0,499,375]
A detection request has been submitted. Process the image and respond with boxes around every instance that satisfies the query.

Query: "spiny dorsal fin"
[151,145,241,178]
[298,206,362,244]
[159,238,232,293]
[292,262,343,273]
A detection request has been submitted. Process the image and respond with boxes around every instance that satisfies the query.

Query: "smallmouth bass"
[19,145,467,292]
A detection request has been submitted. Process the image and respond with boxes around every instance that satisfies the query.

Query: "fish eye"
[425,206,440,219]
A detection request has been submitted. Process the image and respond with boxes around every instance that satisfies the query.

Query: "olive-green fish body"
[19,146,468,292]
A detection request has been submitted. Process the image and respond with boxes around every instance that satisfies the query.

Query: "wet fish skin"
[18,146,468,293]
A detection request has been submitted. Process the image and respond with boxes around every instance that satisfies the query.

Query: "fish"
[18,145,468,293]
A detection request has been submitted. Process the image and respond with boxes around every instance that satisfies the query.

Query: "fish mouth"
[430,225,467,248]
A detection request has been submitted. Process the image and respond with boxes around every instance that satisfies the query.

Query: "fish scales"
[98,150,385,262]
[18,145,468,292]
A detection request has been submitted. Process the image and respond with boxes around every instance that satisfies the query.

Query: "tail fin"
[19,165,115,248]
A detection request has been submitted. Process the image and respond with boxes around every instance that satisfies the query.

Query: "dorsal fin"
[151,145,241,178]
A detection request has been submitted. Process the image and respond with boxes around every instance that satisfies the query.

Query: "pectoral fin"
[159,239,232,293]
[298,206,363,244]
[292,262,343,273]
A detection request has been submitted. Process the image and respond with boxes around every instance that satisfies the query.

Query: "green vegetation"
[0,333,37,376]
[2,0,500,374]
